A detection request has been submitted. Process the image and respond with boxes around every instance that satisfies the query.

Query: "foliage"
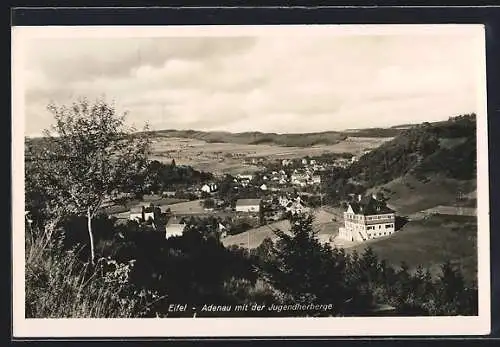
[144,160,213,193]
[256,214,477,316]
[25,225,157,318]
[24,107,478,318]
[349,114,476,187]
[25,96,151,264]
[202,198,216,209]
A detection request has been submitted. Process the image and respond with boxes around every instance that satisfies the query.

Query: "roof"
[130,206,143,213]
[166,216,187,226]
[236,198,261,206]
[348,197,395,215]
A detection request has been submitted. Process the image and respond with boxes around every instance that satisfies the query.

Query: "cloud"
[22,30,482,136]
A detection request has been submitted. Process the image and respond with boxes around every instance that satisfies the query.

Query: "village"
[104,152,399,249]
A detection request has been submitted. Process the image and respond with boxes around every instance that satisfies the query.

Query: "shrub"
[25,227,159,318]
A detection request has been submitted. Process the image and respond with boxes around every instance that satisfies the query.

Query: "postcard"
[12,23,490,337]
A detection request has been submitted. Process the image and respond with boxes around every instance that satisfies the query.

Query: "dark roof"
[348,197,395,215]
[236,199,261,206]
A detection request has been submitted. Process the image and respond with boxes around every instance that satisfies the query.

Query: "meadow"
[349,214,477,282]
[222,208,341,249]
[149,136,392,175]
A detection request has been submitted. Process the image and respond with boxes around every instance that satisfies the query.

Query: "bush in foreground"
[25,228,158,318]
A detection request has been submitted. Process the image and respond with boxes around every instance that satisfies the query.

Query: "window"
[385,224,392,228]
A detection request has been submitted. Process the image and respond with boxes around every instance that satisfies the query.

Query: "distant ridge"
[145,127,403,147]
[25,119,458,149]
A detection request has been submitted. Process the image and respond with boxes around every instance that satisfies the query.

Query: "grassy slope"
[368,174,476,215]
[349,215,477,282]
[222,209,341,249]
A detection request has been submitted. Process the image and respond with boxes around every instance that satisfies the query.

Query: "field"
[149,136,392,175]
[222,208,341,249]
[107,197,193,219]
[368,174,477,215]
[349,215,477,281]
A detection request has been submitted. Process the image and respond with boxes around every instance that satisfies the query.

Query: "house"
[235,199,261,213]
[144,205,155,221]
[162,191,177,197]
[201,183,218,193]
[129,206,144,221]
[237,174,254,181]
[278,196,289,207]
[338,194,396,242]
[312,175,321,185]
[260,184,268,191]
[301,158,308,165]
[291,173,308,187]
[130,205,158,222]
[285,200,309,214]
[165,216,186,239]
[218,223,228,238]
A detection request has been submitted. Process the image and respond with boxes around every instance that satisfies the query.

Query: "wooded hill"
[144,127,403,147]
[348,114,477,187]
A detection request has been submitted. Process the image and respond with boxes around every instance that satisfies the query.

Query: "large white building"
[235,199,261,213]
[338,195,396,242]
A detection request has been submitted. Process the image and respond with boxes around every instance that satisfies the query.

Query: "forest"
[322,114,477,206]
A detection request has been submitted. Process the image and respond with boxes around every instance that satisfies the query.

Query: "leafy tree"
[28,97,151,265]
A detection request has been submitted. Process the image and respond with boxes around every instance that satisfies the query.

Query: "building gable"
[347,205,355,214]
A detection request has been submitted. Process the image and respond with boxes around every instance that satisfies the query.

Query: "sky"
[19,26,484,137]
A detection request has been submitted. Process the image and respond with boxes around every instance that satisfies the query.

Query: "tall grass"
[25,224,157,318]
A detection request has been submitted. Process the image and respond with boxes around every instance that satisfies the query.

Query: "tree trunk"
[87,207,95,266]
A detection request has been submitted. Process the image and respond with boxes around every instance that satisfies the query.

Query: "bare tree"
[31,96,151,265]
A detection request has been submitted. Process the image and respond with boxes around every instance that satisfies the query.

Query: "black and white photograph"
[12,24,490,337]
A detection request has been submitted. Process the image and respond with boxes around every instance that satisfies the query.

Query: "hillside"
[349,114,477,188]
[350,214,477,282]
[368,174,476,215]
[149,129,348,147]
[147,127,403,148]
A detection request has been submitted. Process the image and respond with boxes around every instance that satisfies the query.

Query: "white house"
[165,216,186,239]
[201,183,218,193]
[144,205,156,221]
[338,194,396,242]
[291,173,308,187]
[312,175,321,185]
[237,174,254,181]
[260,184,268,191]
[285,200,309,214]
[235,199,261,213]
